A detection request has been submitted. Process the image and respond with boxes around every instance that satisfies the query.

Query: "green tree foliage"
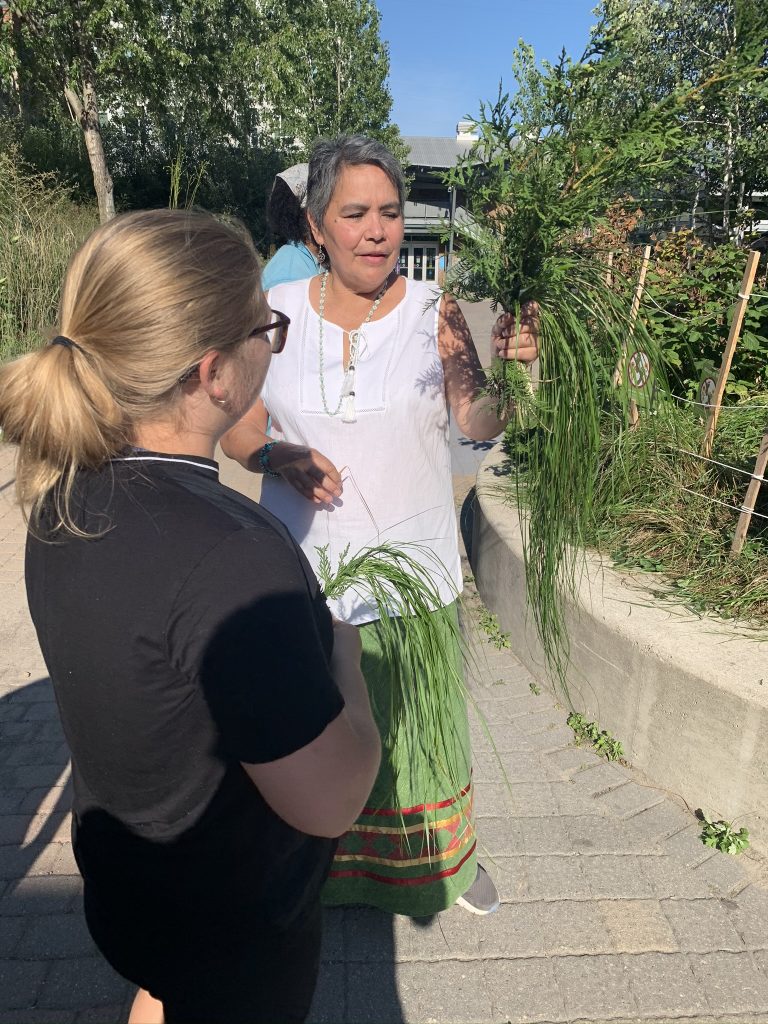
[0,0,403,229]
[643,231,768,396]
[445,43,686,690]
[592,0,768,235]
[254,0,405,159]
[444,27,765,690]
[0,0,203,220]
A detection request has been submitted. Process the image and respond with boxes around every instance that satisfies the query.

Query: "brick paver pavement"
[2,376,768,1023]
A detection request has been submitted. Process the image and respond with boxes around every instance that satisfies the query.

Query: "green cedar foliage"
[444,32,764,692]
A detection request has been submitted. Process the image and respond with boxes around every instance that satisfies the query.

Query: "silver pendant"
[340,369,357,423]
[342,394,357,423]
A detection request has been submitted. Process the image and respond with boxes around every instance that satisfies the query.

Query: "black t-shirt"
[25,452,344,929]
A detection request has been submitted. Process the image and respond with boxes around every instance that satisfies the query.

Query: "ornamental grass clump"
[0,152,97,361]
[589,399,768,627]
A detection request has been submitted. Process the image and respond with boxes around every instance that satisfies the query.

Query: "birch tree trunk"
[64,79,115,223]
[691,180,701,230]
[735,177,746,245]
[722,116,734,237]
[8,11,24,118]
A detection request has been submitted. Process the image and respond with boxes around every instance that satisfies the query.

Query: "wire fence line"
[657,389,768,412]
[640,291,724,323]
[666,446,768,484]
[679,486,768,523]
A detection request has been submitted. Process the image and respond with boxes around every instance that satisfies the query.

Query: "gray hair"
[306,135,406,229]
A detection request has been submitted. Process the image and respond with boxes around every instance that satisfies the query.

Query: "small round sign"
[699,376,716,409]
[627,350,651,389]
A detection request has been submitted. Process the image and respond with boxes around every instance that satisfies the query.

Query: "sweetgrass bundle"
[317,542,473,809]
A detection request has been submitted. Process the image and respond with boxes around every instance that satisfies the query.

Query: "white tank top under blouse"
[260,276,463,625]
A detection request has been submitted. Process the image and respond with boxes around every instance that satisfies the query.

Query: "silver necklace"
[317,270,388,422]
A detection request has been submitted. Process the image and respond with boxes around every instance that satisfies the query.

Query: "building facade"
[398,121,477,283]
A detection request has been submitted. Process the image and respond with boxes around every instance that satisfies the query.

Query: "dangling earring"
[317,244,327,265]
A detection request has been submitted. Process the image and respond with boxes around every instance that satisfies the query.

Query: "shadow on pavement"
[0,676,132,1019]
[0,679,405,1024]
[313,908,404,1024]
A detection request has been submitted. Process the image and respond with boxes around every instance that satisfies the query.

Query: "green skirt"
[322,604,476,917]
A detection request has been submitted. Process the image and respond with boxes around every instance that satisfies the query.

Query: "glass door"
[399,243,440,280]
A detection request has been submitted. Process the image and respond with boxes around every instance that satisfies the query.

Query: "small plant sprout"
[529,682,542,696]
[567,712,624,761]
[478,608,511,649]
[699,814,750,855]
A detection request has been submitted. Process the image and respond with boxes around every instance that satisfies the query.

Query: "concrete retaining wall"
[471,445,768,855]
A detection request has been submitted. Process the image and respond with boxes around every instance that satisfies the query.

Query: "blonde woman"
[0,210,380,1024]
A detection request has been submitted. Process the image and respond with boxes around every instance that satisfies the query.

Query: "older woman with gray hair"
[222,134,538,917]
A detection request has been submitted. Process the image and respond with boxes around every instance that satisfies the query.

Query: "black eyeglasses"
[250,309,290,353]
[177,309,291,385]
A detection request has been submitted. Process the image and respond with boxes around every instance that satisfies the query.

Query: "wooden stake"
[701,249,761,459]
[613,244,651,388]
[606,251,614,287]
[731,426,768,557]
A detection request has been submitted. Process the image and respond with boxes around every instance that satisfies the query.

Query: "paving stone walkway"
[2,430,768,1023]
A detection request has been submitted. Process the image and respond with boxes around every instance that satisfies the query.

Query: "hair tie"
[50,335,85,354]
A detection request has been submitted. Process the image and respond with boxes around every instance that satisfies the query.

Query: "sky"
[375,0,599,138]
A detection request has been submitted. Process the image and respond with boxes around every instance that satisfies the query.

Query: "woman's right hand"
[271,444,343,505]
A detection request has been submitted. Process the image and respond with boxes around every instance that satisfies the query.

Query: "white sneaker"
[455,863,500,915]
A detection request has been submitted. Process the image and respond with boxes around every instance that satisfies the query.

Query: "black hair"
[266,177,311,245]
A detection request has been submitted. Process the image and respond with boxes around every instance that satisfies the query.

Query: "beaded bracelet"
[258,441,280,478]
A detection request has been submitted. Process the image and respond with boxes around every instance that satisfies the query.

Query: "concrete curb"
[471,445,768,857]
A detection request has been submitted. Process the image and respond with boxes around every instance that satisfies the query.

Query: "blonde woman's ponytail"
[0,208,263,537]
[0,336,126,533]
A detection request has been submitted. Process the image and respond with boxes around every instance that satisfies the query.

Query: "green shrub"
[589,399,768,626]
[643,232,768,398]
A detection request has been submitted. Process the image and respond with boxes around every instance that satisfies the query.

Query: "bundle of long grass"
[317,542,471,802]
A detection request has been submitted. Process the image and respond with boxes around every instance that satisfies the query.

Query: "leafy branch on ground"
[567,712,625,761]
[698,812,750,855]
[478,608,511,649]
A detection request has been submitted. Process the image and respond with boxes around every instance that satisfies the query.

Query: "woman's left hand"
[274,446,343,505]
[492,301,540,364]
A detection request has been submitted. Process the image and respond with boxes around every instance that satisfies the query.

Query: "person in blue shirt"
[262,164,323,290]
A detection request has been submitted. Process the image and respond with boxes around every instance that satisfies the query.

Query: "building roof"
[403,136,476,169]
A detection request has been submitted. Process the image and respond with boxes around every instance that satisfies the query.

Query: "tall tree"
[0,1,194,221]
[591,0,768,237]
[254,0,404,157]
[0,0,267,220]
[0,0,404,219]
